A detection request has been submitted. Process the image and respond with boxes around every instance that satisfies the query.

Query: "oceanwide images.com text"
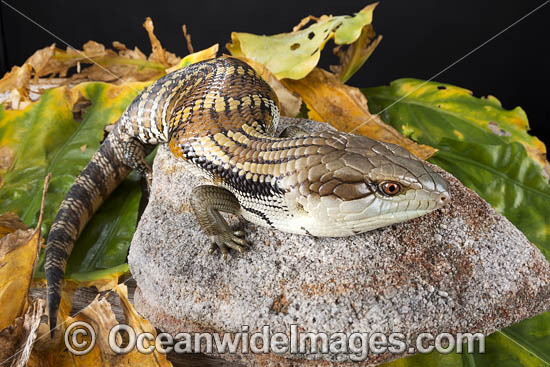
[65,322,485,361]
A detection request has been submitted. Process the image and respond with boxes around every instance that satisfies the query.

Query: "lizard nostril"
[438,192,450,205]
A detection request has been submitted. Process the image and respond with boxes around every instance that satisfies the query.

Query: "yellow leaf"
[227,3,378,79]
[165,44,219,73]
[282,68,437,160]
[0,227,37,328]
[70,266,128,292]
[0,175,49,329]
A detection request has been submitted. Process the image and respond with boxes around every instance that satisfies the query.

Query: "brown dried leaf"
[40,45,84,78]
[0,212,28,239]
[26,44,56,81]
[0,43,55,99]
[81,41,108,59]
[331,24,382,82]
[70,62,161,84]
[1,18,184,104]
[112,41,147,60]
[0,297,45,367]
[181,24,194,54]
[0,64,32,108]
[292,14,321,32]
[0,315,24,364]
[143,17,181,67]
[282,68,437,159]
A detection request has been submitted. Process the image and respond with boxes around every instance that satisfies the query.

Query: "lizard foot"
[208,230,248,259]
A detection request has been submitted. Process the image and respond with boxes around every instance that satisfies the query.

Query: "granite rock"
[128,118,550,366]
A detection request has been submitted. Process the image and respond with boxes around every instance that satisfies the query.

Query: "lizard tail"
[45,133,131,337]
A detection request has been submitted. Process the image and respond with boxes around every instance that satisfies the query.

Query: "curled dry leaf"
[237,56,302,117]
[330,24,382,83]
[282,68,437,160]
[113,284,172,366]
[181,24,194,54]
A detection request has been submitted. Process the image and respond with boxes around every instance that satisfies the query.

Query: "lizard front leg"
[189,185,248,258]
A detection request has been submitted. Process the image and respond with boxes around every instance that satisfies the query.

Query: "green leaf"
[363,78,549,174]
[384,312,550,366]
[0,87,79,221]
[489,313,550,366]
[365,79,550,366]
[0,81,148,279]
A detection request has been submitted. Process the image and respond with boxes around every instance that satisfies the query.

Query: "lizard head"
[279,132,450,236]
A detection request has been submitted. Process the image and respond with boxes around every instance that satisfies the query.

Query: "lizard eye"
[380,181,402,196]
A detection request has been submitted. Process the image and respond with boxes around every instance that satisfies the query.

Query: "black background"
[0,0,548,145]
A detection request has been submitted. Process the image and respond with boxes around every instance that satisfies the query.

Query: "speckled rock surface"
[128,118,550,366]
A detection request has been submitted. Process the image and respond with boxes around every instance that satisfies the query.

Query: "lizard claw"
[209,230,248,257]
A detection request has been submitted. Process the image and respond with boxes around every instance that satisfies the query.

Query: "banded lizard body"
[45,57,450,336]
